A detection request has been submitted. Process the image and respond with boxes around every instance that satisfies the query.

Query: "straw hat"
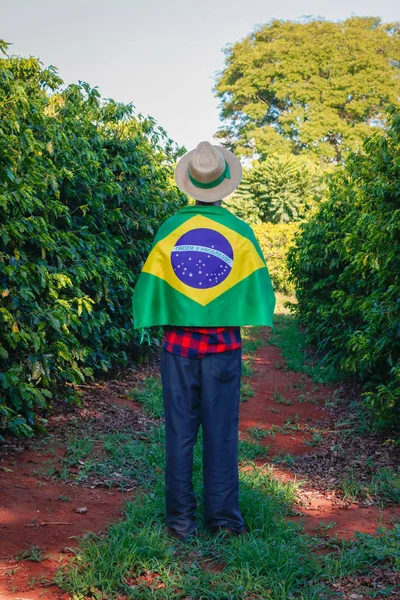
[174,141,242,202]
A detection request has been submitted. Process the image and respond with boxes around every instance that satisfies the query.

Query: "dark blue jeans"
[161,347,245,536]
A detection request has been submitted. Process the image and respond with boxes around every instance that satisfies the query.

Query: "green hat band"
[188,160,231,189]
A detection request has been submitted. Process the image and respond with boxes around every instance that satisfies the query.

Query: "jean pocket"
[210,350,240,383]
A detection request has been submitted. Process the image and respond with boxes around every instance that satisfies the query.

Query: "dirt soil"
[240,341,400,538]
[0,337,399,599]
[0,364,157,600]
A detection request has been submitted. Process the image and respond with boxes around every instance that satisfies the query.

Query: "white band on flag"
[172,244,233,267]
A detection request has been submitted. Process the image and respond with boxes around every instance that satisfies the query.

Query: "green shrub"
[0,44,186,437]
[287,108,400,431]
[253,223,298,294]
[224,155,324,224]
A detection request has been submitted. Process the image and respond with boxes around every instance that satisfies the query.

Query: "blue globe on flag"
[170,228,234,289]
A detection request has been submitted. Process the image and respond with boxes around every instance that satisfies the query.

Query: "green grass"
[272,454,296,466]
[57,495,70,502]
[339,466,400,507]
[273,388,292,405]
[129,377,164,418]
[241,359,253,377]
[238,437,269,461]
[247,425,269,440]
[270,293,342,385]
[45,442,85,477]
[312,521,337,534]
[240,381,255,401]
[43,428,166,490]
[241,326,265,355]
[304,433,323,447]
[297,392,318,405]
[16,545,45,562]
[241,355,255,402]
[264,416,303,437]
[54,373,400,599]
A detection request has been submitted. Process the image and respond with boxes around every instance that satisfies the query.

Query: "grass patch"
[271,293,342,385]
[297,392,318,405]
[129,377,164,418]
[57,495,70,502]
[304,433,323,447]
[55,425,321,600]
[240,381,255,402]
[247,425,269,440]
[44,429,165,490]
[340,466,400,507]
[242,359,253,377]
[241,326,265,355]
[55,424,400,598]
[265,416,303,437]
[241,356,255,402]
[273,388,292,405]
[16,545,45,562]
[272,454,296,466]
[238,437,269,461]
[267,407,280,414]
[51,309,400,598]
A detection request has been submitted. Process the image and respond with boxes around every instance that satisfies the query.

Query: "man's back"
[132,204,275,329]
[132,141,275,541]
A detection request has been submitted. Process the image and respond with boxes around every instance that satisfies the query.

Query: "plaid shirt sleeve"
[163,326,242,358]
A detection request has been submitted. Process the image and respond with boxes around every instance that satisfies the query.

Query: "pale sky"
[2,0,400,151]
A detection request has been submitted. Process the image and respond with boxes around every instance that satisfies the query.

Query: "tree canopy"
[214,17,400,164]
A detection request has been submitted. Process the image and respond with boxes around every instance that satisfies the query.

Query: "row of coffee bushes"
[288,109,400,431]
[0,44,186,436]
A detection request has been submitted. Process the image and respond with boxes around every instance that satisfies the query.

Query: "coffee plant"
[288,108,400,432]
[0,42,186,437]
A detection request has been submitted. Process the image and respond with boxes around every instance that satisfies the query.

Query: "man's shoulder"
[161,206,194,224]
[155,211,184,239]
[225,210,253,232]
[221,208,256,240]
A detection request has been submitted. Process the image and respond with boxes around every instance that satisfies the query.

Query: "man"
[132,141,275,541]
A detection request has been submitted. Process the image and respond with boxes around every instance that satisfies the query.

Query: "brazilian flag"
[132,205,275,329]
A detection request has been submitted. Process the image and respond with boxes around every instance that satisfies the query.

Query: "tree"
[223,155,323,223]
[214,17,400,165]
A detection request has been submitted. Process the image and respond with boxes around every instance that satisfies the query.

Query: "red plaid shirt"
[163,326,241,358]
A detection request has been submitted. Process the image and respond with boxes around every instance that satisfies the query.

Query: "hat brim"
[174,145,242,202]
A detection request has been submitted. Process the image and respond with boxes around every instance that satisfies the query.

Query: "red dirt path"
[240,342,400,538]
[0,449,134,599]
[1,337,399,598]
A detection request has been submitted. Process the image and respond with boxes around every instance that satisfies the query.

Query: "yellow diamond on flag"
[142,215,265,306]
